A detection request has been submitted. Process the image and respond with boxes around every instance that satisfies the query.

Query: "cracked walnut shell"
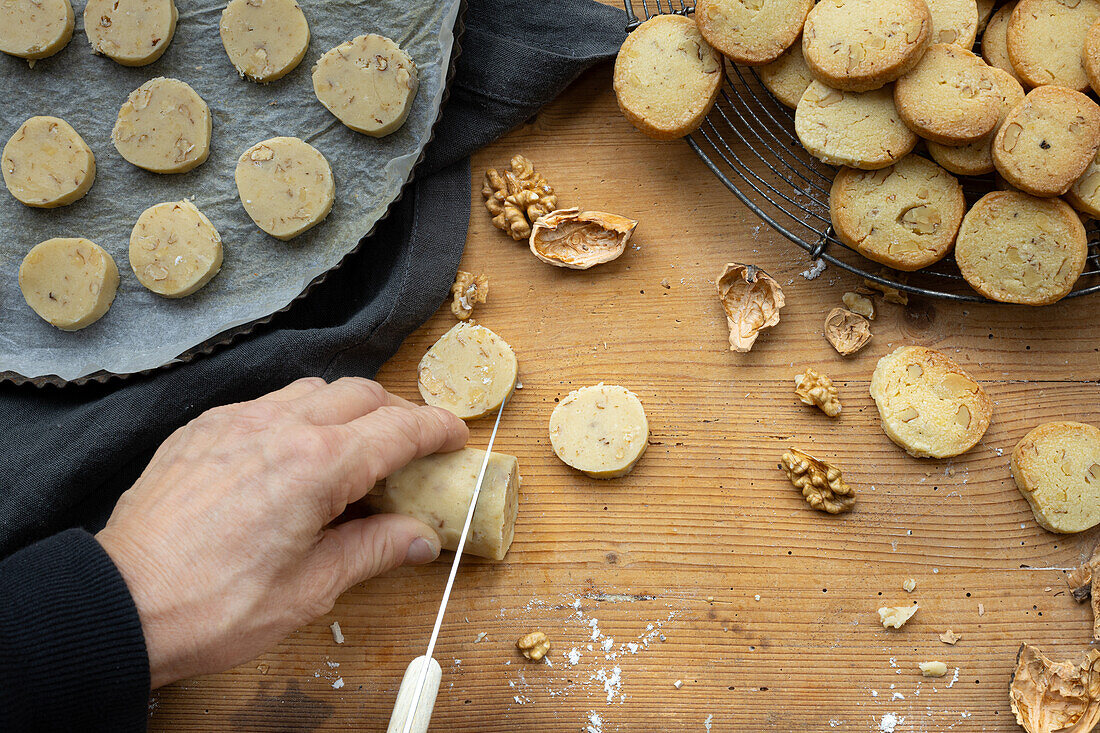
[780,448,855,514]
[824,308,872,356]
[1011,643,1100,733]
[450,270,488,321]
[529,207,638,269]
[795,368,842,417]
[482,155,557,241]
[716,263,785,353]
[517,631,551,661]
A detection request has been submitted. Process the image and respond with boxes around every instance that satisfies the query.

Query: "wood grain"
[152,9,1100,731]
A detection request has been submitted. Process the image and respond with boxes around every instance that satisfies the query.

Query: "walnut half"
[780,448,855,514]
[716,263,785,353]
[529,208,638,269]
[517,630,551,661]
[824,307,872,356]
[450,270,488,321]
[1011,643,1100,733]
[794,368,842,417]
[482,155,557,241]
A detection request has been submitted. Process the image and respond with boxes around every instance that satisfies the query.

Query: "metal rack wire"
[621,0,1100,302]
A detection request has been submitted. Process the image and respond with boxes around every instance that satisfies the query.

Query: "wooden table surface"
[152,11,1100,732]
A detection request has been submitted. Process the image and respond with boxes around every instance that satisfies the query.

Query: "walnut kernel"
[794,368,842,417]
[842,291,875,319]
[517,630,551,661]
[716,263,785,353]
[903,578,916,593]
[863,271,909,305]
[780,448,855,514]
[529,208,637,269]
[919,661,948,677]
[879,604,918,629]
[1011,643,1100,733]
[940,629,960,645]
[482,155,557,241]
[824,307,872,356]
[450,270,488,321]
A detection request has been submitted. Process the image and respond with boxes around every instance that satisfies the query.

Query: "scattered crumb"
[704,714,713,731]
[661,278,671,289]
[947,667,960,688]
[331,677,344,690]
[674,679,683,689]
[978,603,985,616]
[330,621,344,644]
[474,632,487,643]
[567,648,581,666]
[586,712,603,733]
[903,578,916,593]
[256,663,269,674]
[940,629,960,645]
[879,713,901,732]
[754,595,761,601]
[800,258,827,280]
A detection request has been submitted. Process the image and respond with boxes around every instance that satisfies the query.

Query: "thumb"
[314,514,442,594]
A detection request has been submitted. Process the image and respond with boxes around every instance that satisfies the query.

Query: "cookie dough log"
[312,34,418,137]
[19,238,119,331]
[795,81,918,170]
[613,14,722,140]
[1012,421,1100,534]
[870,346,993,459]
[549,383,649,479]
[694,0,813,66]
[0,0,74,60]
[369,448,521,561]
[219,0,309,83]
[2,116,95,208]
[84,0,177,66]
[130,200,222,297]
[234,137,334,240]
[113,77,212,174]
[418,323,517,420]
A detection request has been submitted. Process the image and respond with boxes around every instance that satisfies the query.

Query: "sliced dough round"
[219,0,309,83]
[926,67,1025,176]
[19,237,119,331]
[894,43,1002,145]
[1012,421,1100,534]
[982,2,1024,84]
[694,0,813,66]
[870,345,992,459]
[795,81,918,169]
[234,137,334,240]
[1066,150,1100,219]
[112,77,211,174]
[925,0,978,47]
[830,155,965,271]
[0,0,74,59]
[955,191,1088,305]
[418,322,517,421]
[549,383,649,479]
[1006,0,1100,92]
[2,116,95,208]
[312,34,418,137]
[759,35,814,109]
[84,0,177,66]
[129,200,222,297]
[613,14,722,140]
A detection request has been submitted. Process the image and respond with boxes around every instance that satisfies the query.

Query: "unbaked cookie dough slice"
[418,322,517,420]
[926,67,1025,176]
[955,191,1088,304]
[695,0,813,65]
[312,34,418,137]
[801,0,931,92]
[234,137,334,240]
[992,86,1100,198]
[1087,18,1100,96]
[3,116,95,208]
[830,155,965,271]
[129,200,222,297]
[1012,421,1100,534]
[894,43,1002,145]
[613,14,722,140]
[925,0,978,47]
[1067,150,1100,219]
[113,77,211,174]
[220,0,309,83]
[759,35,813,109]
[870,345,992,459]
[84,0,177,66]
[1006,0,1100,92]
[795,81,918,169]
[981,2,1023,84]
[19,238,119,331]
[0,0,74,59]
[549,383,648,479]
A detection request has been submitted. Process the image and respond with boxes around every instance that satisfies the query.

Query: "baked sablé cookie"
[924,0,979,47]
[802,0,931,92]
[976,0,996,32]
[1066,150,1100,219]
[992,85,1100,198]
[695,0,813,66]
[613,15,722,140]
[1006,0,1100,92]
[926,67,1025,176]
[870,346,993,459]
[894,43,1002,145]
[955,191,1088,304]
[759,34,814,108]
[1012,422,1100,534]
[830,154,965,271]
[981,2,1024,84]
[1086,18,1100,96]
[795,81,918,169]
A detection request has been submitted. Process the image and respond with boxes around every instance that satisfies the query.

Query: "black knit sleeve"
[0,529,150,732]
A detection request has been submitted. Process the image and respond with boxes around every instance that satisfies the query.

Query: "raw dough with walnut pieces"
[870,345,992,459]
[312,34,418,137]
[84,0,177,66]
[450,271,488,321]
[0,0,74,60]
[234,137,334,240]
[716,263,785,353]
[781,449,854,514]
[1011,643,1100,733]
[549,383,648,479]
[1012,421,1100,534]
[418,322,517,421]
[824,307,871,356]
[113,77,211,174]
[482,155,557,241]
[794,369,842,417]
[219,0,310,83]
[529,208,637,270]
[129,200,222,298]
[2,116,95,208]
[19,238,119,331]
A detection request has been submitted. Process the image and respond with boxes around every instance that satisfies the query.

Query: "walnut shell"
[1011,643,1100,733]
[528,207,638,269]
[824,307,872,356]
[716,263,785,353]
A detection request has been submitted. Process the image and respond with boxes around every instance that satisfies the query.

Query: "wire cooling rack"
[621,0,1100,302]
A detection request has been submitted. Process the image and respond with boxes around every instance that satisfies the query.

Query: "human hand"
[96,377,468,689]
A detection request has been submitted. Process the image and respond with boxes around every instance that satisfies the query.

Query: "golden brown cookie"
[1012,421,1100,534]
[759,34,814,108]
[926,67,1025,175]
[830,155,965,270]
[870,345,993,459]
[1066,149,1100,219]
[1006,0,1100,92]
[925,0,979,47]
[976,0,996,32]
[992,85,1100,197]
[695,0,814,66]
[614,15,723,140]
[894,43,1002,145]
[955,190,1088,304]
[795,81,918,168]
[981,2,1024,84]
[802,0,931,92]
[1086,18,1100,96]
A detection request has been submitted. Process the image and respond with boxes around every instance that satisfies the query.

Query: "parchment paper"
[0,0,460,382]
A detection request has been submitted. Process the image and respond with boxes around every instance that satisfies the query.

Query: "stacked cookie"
[613,0,1100,305]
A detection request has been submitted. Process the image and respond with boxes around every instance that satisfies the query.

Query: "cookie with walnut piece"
[759,35,814,108]
[1012,422,1100,534]
[926,67,1025,177]
[894,43,1002,145]
[1006,0,1100,92]
[981,3,1024,84]
[795,82,917,169]
[1087,18,1100,97]
[0,0,74,60]
[694,0,813,66]
[1066,150,1100,219]
[924,0,979,47]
